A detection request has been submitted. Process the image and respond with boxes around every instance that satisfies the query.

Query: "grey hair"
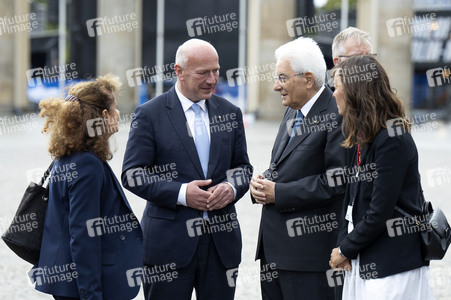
[332,27,372,58]
[275,37,326,87]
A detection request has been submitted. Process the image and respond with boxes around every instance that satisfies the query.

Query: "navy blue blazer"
[122,87,252,269]
[33,152,143,300]
[337,128,428,278]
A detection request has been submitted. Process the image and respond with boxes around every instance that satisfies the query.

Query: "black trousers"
[53,296,79,300]
[260,256,335,300]
[144,232,236,300]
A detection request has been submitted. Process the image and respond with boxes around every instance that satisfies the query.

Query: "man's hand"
[206,183,234,210]
[250,175,275,204]
[186,179,212,211]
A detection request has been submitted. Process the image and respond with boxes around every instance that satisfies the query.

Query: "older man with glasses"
[250,37,351,300]
[332,26,376,66]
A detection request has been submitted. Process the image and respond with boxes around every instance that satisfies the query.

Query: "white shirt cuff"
[177,183,188,206]
[225,182,237,200]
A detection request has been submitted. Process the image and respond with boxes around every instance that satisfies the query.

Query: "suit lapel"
[105,163,134,211]
[272,109,295,164]
[276,88,332,164]
[166,88,205,179]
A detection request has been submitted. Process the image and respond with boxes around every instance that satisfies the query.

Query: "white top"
[342,220,434,299]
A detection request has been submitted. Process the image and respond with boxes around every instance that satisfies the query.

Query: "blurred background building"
[0,0,449,120]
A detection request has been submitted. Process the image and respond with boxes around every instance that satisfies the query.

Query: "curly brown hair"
[333,55,411,148]
[40,74,122,161]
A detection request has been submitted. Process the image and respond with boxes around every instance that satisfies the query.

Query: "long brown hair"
[334,55,410,148]
[39,74,122,161]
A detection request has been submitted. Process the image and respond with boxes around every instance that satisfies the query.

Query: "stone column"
[247,0,296,120]
[96,0,142,114]
[357,0,413,115]
[0,0,30,113]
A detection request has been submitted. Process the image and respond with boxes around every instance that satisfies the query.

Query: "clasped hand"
[186,179,234,211]
[250,174,275,204]
[329,247,352,271]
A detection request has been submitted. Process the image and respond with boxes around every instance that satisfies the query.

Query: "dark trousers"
[53,296,79,300]
[260,257,334,300]
[144,232,236,300]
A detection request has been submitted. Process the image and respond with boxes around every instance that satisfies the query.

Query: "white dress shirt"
[300,85,325,117]
[175,84,236,206]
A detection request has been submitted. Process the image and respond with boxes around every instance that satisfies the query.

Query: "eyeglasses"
[338,53,378,60]
[273,73,304,84]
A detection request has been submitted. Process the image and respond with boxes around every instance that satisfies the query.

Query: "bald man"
[122,39,252,300]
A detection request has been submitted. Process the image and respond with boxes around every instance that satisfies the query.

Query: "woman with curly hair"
[329,56,434,299]
[32,74,143,300]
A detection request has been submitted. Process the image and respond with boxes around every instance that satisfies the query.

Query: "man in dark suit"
[250,37,349,300]
[122,38,252,300]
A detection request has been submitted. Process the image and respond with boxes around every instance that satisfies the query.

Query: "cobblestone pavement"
[0,115,450,299]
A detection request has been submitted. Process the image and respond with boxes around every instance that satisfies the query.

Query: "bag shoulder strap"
[394,205,415,220]
[39,161,54,186]
[394,173,428,221]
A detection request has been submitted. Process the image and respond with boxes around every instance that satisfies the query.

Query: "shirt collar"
[175,83,207,113]
[300,85,325,117]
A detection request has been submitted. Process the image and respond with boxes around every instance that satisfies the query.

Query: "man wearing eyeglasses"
[332,26,375,66]
[250,37,350,300]
[122,38,252,300]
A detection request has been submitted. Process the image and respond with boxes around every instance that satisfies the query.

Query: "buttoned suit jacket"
[122,87,252,269]
[254,87,351,272]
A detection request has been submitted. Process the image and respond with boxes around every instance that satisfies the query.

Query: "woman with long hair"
[329,56,434,299]
[32,74,143,300]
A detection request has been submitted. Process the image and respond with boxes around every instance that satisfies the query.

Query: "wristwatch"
[338,247,345,257]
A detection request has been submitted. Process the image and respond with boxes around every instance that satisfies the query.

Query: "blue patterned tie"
[288,110,304,144]
[191,103,210,221]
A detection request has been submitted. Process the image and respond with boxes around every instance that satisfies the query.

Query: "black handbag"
[395,194,451,260]
[1,162,53,264]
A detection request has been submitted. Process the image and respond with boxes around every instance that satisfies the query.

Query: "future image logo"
[226,268,239,287]
[226,167,252,187]
[186,213,239,237]
[186,13,238,37]
[286,13,338,37]
[326,269,345,287]
[386,13,436,37]
[426,67,450,87]
[286,213,338,237]
[86,13,138,37]
[386,118,407,137]
[26,63,78,88]
[225,63,275,87]
[226,68,245,87]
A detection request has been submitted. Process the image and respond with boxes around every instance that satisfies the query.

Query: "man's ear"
[333,57,340,66]
[174,64,184,81]
[304,72,315,88]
